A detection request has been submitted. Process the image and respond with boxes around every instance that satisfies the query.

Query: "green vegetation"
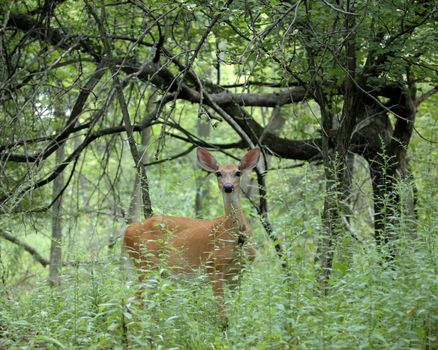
[1,142,437,348]
[1,0,437,348]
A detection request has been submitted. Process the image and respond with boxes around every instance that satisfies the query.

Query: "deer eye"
[215,171,222,177]
[235,171,241,177]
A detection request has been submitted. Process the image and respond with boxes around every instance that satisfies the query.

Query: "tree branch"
[0,229,49,267]
[415,86,438,106]
[0,65,106,163]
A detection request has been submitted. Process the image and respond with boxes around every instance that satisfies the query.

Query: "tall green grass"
[1,154,437,349]
[1,212,437,349]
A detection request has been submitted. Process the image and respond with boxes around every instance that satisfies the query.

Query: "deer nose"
[223,184,234,193]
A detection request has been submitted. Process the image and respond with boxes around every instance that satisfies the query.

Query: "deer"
[123,147,260,326]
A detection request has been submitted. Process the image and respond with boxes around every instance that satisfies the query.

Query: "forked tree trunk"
[110,70,153,220]
[128,127,151,223]
[317,6,362,289]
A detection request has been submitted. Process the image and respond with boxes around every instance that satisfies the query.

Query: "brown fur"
[123,148,260,325]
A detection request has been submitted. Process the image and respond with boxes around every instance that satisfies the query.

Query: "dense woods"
[0,0,437,348]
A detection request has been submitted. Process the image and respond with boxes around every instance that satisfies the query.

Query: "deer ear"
[197,148,219,172]
[239,148,260,171]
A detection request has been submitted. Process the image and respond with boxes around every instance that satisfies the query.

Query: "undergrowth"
[1,159,437,349]
[1,224,437,349]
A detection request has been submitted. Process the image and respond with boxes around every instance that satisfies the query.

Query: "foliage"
[1,142,438,348]
[0,0,437,348]
[1,179,437,348]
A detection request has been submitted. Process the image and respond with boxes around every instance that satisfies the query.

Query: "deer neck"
[222,192,245,231]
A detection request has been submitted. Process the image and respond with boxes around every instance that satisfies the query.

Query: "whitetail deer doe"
[123,147,260,325]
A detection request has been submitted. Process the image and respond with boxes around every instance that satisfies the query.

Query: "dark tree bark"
[316,4,363,288]
[368,87,417,259]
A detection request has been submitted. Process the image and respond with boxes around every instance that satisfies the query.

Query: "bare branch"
[0,65,106,163]
[321,0,359,16]
[415,86,438,106]
[0,229,49,267]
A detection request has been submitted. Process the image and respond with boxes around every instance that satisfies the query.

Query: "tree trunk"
[128,127,151,223]
[368,88,417,260]
[48,116,65,287]
[241,106,286,220]
[194,118,210,218]
[114,78,153,219]
[253,107,286,261]
[317,6,361,289]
